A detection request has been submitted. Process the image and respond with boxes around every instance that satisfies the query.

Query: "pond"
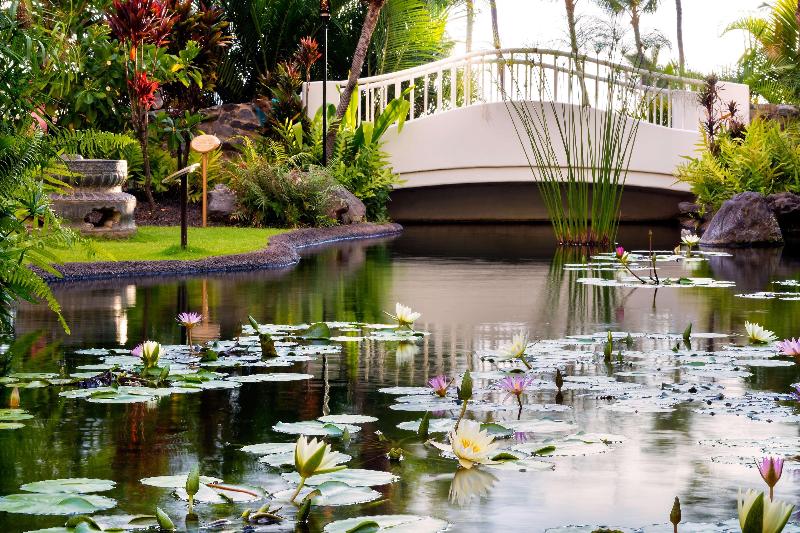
[2,224,800,532]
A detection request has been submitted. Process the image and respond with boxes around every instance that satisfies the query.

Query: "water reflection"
[2,225,800,531]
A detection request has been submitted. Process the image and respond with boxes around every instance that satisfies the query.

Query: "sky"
[446,0,765,75]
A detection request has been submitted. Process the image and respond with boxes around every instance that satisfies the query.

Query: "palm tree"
[565,0,580,57]
[675,0,684,74]
[488,0,500,50]
[728,0,800,103]
[466,0,474,52]
[596,0,660,65]
[325,0,388,156]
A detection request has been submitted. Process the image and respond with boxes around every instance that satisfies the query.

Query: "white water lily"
[387,303,421,329]
[738,489,794,533]
[291,436,346,502]
[494,333,531,369]
[746,321,777,344]
[448,419,498,469]
[134,341,161,369]
[681,234,700,247]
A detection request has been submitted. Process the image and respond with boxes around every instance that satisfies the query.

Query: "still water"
[2,225,800,532]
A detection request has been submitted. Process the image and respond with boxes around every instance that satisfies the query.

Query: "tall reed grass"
[502,54,649,246]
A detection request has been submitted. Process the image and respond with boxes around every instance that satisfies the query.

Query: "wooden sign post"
[190,134,221,228]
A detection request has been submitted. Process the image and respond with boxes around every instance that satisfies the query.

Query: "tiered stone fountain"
[50,157,137,238]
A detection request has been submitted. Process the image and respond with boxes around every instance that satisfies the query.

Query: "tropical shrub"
[676,118,800,210]
[225,138,336,228]
[0,126,80,333]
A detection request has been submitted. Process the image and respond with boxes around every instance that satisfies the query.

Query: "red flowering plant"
[106,0,200,209]
[294,36,321,108]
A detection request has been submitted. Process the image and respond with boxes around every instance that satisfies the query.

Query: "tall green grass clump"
[503,55,647,246]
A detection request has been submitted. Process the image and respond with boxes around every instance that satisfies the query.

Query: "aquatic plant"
[447,419,498,470]
[503,51,646,246]
[386,303,421,330]
[291,436,346,503]
[615,246,648,284]
[756,457,783,501]
[791,385,800,401]
[737,489,793,533]
[776,338,800,356]
[454,370,473,431]
[185,465,200,513]
[133,341,161,370]
[248,316,277,358]
[681,234,700,256]
[745,322,777,344]
[177,312,202,351]
[496,333,531,369]
[498,375,534,412]
[8,387,19,409]
[428,376,452,398]
[670,496,681,533]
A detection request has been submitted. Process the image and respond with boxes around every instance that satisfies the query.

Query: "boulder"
[766,191,800,234]
[199,100,270,153]
[700,192,783,247]
[326,186,366,225]
[208,184,237,220]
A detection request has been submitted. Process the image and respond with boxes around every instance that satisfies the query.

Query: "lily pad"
[0,409,33,421]
[0,422,26,430]
[226,373,313,383]
[318,414,378,424]
[20,479,115,494]
[274,481,380,506]
[174,482,262,503]
[241,442,296,455]
[323,514,449,533]
[273,421,360,436]
[0,493,116,515]
[140,474,222,488]
[283,468,398,487]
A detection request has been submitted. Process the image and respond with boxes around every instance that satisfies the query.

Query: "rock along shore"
[42,223,403,283]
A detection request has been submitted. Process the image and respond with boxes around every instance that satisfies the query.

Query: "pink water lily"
[177,312,203,327]
[756,456,784,500]
[498,375,534,397]
[776,338,800,356]
[615,246,625,258]
[428,375,452,397]
[177,312,202,351]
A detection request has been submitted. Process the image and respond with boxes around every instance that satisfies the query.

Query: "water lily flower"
[428,375,452,397]
[496,333,531,369]
[738,489,794,533]
[746,322,777,344]
[134,340,161,369]
[177,312,202,350]
[386,303,421,329]
[291,435,345,502]
[615,246,630,264]
[776,338,800,356]
[681,234,700,247]
[448,419,499,469]
[756,457,784,500]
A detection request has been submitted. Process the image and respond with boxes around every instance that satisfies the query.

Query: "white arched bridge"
[305,48,750,222]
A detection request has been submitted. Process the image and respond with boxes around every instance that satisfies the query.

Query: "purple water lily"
[177,312,202,327]
[498,375,534,397]
[791,384,800,402]
[777,338,800,356]
[428,375,452,397]
[756,456,784,500]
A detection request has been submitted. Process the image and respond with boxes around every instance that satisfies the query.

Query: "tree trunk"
[140,121,155,210]
[565,0,579,56]
[675,0,685,74]
[631,7,644,66]
[489,0,501,50]
[324,0,386,157]
[796,0,800,53]
[466,0,474,53]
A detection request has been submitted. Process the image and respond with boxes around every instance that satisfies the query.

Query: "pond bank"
[42,223,403,283]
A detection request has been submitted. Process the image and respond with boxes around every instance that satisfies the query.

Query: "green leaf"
[304,322,331,339]
[417,411,430,439]
[741,492,763,533]
[345,521,380,532]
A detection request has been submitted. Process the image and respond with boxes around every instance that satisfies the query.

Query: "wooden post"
[190,134,221,228]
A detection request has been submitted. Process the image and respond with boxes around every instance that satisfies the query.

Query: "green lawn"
[52,226,287,263]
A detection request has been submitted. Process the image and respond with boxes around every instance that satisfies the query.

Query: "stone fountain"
[50,157,137,238]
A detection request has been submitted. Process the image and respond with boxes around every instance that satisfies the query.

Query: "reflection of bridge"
[306,48,750,222]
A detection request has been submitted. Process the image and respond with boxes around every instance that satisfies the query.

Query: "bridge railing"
[309,48,750,131]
